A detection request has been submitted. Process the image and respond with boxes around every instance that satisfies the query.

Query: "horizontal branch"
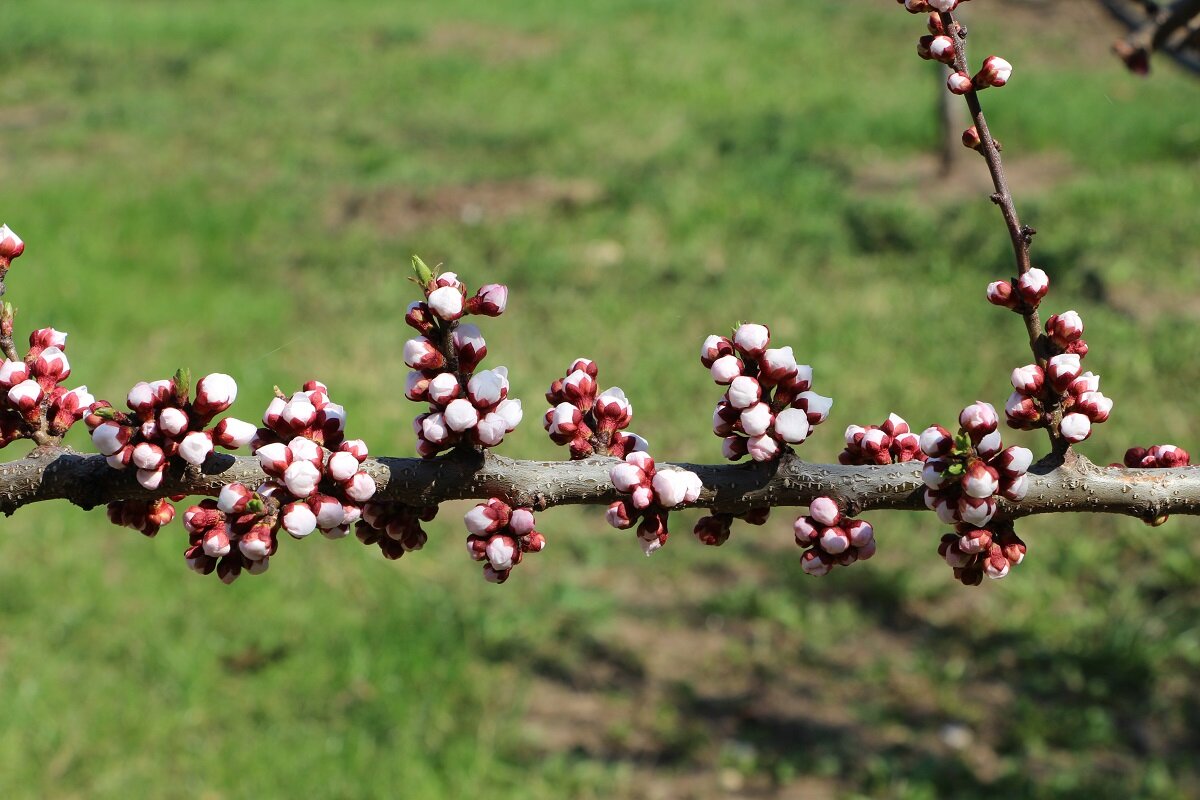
[4,445,1200,524]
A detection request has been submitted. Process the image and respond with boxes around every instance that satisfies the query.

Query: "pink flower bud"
[1045,310,1084,348]
[0,358,28,390]
[136,467,164,490]
[860,428,892,463]
[193,373,237,417]
[421,412,451,445]
[962,125,983,152]
[485,535,517,571]
[976,430,1002,460]
[453,324,487,370]
[987,280,1018,309]
[919,425,953,457]
[947,71,972,95]
[344,471,376,502]
[917,34,934,61]
[983,548,1010,579]
[426,372,461,405]
[609,462,646,494]
[594,387,632,429]
[1069,371,1100,395]
[962,461,999,499]
[809,497,841,527]
[464,503,502,536]
[403,337,446,370]
[255,441,291,474]
[974,55,1013,88]
[700,334,734,367]
[467,367,509,408]
[1011,364,1044,396]
[239,527,274,561]
[722,435,748,460]
[0,224,25,261]
[881,414,909,437]
[652,469,702,507]
[957,496,996,527]
[709,354,742,385]
[467,283,508,316]
[132,442,165,471]
[800,550,831,576]
[793,515,817,545]
[726,375,760,409]
[746,434,780,462]
[1016,268,1050,306]
[1005,391,1041,425]
[893,432,921,461]
[308,494,345,529]
[795,391,832,425]
[32,347,70,386]
[606,500,633,529]
[178,430,214,465]
[929,35,955,64]
[7,379,43,412]
[959,401,998,436]
[997,446,1033,477]
[92,421,130,456]
[758,346,798,385]
[774,407,810,444]
[495,398,523,431]
[1001,473,1029,501]
[547,402,582,437]
[426,285,464,320]
[1047,353,1082,393]
[739,402,772,437]
[280,395,318,433]
[327,450,360,481]
[283,460,322,497]
[923,459,949,490]
[287,436,324,467]
[845,519,874,548]
[732,323,770,357]
[282,502,318,538]
[927,0,959,11]
[1060,412,1091,443]
[153,407,187,438]
[958,527,993,555]
[202,527,232,557]
[212,417,257,449]
[1076,391,1112,423]
[817,525,849,554]
[218,482,254,514]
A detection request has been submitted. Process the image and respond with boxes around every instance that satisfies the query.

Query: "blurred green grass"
[2,0,1200,797]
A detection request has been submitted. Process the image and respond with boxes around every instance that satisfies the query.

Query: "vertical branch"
[938,11,1065,450]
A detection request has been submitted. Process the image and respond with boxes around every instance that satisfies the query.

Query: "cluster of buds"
[1003,310,1110,444]
[702,323,831,462]
[87,370,253,490]
[938,519,1026,585]
[252,381,375,538]
[0,326,95,446]
[692,507,769,548]
[463,498,546,583]
[607,451,703,555]
[839,413,924,465]
[792,497,877,577]
[354,502,437,560]
[986,267,1050,312]
[106,498,177,537]
[544,358,645,459]
[945,55,1011,95]
[920,402,1033,528]
[404,265,522,457]
[181,493,278,584]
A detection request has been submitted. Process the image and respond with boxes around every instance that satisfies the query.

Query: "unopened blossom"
[794,497,877,577]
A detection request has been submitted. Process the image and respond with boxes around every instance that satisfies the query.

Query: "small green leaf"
[412,255,434,287]
[173,367,191,405]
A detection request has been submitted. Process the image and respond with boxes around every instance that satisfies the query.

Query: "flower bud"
[959,401,998,436]
[1045,310,1084,347]
[774,407,810,444]
[426,372,461,405]
[800,550,831,576]
[194,373,237,417]
[282,502,318,538]
[986,280,1018,309]
[919,425,954,457]
[1047,353,1082,393]
[1076,391,1112,423]
[962,126,983,152]
[962,461,1000,499]
[929,35,955,64]
[746,434,780,462]
[0,358,29,390]
[0,224,25,262]
[1060,412,1091,443]
[403,337,446,371]
[1010,364,1044,396]
[974,55,1013,88]
[809,497,841,527]
[1016,268,1049,306]
[426,285,464,321]
[212,417,257,449]
[947,71,973,95]
[732,323,769,358]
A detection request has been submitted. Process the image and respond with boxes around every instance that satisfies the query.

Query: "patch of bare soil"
[330,177,603,234]
[852,151,1078,202]
[424,22,560,65]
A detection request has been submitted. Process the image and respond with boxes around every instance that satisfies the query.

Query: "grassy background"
[2,0,1200,797]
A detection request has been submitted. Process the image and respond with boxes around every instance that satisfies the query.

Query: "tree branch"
[5,446,1199,524]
